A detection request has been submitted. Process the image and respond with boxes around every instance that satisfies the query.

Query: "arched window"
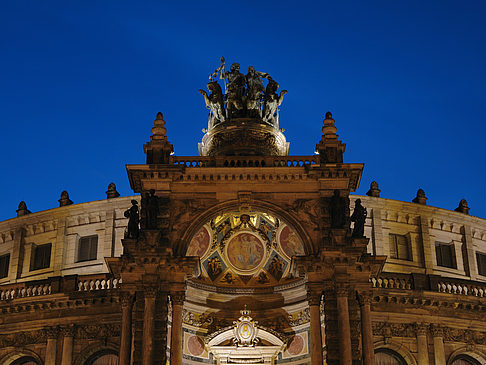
[375,349,407,365]
[451,354,482,365]
[11,357,39,365]
[85,350,119,365]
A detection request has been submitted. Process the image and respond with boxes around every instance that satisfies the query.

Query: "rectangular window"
[0,254,10,279]
[31,243,52,271]
[435,242,456,269]
[77,235,98,262]
[389,234,411,261]
[477,252,486,276]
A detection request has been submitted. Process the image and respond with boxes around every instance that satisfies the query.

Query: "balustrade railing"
[371,273,413,290]
[170,155,318,168]
[0,273,122,301]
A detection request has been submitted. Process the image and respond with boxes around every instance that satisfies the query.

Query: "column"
[120,292,134,365]
[61,325,75,365]
[45,327,59,365]
[336,286,352,365]
[358,293,375,365]
[142,288,157,365]
[414,323,430,365]
[308,290,323,365]
[170,292,185,365]
[431,325,445,365]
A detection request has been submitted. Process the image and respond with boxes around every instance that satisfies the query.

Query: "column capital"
[144,287,158,299]
[306,283,323,306]
[430,324,444,337]
[120,292,134,307]
[60,325,76,338]
[336,283,350,297]
[414,322,429,336]
[171,292,185,306]
[357,291,372,306]
[44,326,60,340]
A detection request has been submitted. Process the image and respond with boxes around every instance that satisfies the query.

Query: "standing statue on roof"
[224,63,246,117]
[263,78,287,127]
[351,199,367,238]
[199,81,225,126]
[246,66,269,116]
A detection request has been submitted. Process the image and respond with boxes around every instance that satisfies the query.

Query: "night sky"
[1,1,485,221]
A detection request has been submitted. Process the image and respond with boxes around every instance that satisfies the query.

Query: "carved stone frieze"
[0,330,46,347]
[372,322,415,338]
[288,308,310,326]
[76,323,121,339]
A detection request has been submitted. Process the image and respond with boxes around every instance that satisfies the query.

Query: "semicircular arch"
[374,340,417,365]
[0,349,43,365]
[178,199,316,257]
[447,347,486,365]
[72,342,118,365]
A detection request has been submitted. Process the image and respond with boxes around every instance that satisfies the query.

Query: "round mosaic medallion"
[188,335,205,356]
[226,232,265,272]
[187,226,210,257]
[279,225,305,258]
[287,334,304,356]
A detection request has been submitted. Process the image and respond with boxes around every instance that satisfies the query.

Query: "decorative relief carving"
[0,330,46,347]
[288,308,310,326]
[76,323,121,339]
[182,309,214,327]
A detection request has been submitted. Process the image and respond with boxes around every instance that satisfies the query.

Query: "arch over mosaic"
[186,211,305,286]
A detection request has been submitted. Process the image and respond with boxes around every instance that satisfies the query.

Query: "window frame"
[389,233,412,261]
[435,241,457,269]
[76,235,99,263]
[30,243,52,271]
[0,253,10,279]
[476,252,486,277]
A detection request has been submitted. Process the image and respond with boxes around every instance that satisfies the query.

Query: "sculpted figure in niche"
[262,78,287,126]
[224,63,246,117]
[199,81,225,126]
[246,66,268,115]
[351,199,367,238]
[124,200,140,239]
[145,189,159,229]
[330,189,346,229]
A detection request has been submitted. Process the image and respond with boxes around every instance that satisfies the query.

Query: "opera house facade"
[0,61,485,365]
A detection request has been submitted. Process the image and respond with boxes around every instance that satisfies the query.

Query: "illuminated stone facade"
[1,98,486,364]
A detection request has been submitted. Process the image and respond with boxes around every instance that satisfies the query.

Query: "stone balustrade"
[170,155,318,168]
[0,273,121,301]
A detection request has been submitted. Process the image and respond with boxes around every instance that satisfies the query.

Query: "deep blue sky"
[1,1,485,221]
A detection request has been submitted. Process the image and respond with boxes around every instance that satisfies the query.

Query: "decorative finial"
[366,181,381,197]
[315,111,346,163]
[106,182,120,199]
[412,189,427,205]
[151,112,167,141]
[144,113,174,164]
[59,191,73,207]
[454,199,470,214]
[16,201,31,217]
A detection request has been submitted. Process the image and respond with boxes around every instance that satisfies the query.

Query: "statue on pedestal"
[351,199,367,238]
[263,78,287,126]
[199,81,225,126]
[124,200,139,239]
[224,63,246,117]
